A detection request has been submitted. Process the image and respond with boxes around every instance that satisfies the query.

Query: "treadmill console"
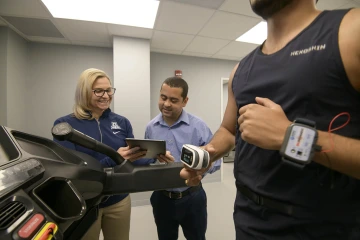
[0,125,186,240]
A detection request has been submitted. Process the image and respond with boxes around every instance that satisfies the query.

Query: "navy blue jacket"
[53,108,133,208]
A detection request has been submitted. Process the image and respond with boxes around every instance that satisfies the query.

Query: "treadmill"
[0,122,186,240]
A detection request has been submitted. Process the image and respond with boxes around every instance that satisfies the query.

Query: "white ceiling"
[0,0,359,61]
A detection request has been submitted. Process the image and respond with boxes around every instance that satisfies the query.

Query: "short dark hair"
[162,77,189,99]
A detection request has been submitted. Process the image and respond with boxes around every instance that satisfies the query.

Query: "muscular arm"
[208,63,239,162]
[313,8,360,179]
[314,132,360,179]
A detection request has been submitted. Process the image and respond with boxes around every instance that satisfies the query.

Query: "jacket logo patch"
[111,122,121,130]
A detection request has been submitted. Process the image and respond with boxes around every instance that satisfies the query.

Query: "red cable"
[321,112,350,153]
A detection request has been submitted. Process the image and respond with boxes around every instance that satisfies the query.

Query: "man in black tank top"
[180,0,360,239]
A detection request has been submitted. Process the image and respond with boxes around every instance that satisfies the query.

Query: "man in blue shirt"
[144,77,221,240]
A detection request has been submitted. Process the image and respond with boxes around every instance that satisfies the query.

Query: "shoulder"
[109,112,129,121]
[108,112,132,127]
[340,8,360,41]
[339,8,360,91]
[186,113,213,142]
[147,114,162,127]
[54,114,76,125]
[341,7,360,21]
[187,113,208,128]
[230,62,240,83]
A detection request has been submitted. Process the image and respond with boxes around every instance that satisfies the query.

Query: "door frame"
[220,77,229,182]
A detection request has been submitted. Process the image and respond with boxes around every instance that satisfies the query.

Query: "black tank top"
[232,9,360,219]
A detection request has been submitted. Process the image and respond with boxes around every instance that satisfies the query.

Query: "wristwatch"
[280,118,321,167]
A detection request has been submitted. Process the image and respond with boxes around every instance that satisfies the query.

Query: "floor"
[99,162,236,240]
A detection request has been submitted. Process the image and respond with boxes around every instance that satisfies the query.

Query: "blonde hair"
[73,68,111,120]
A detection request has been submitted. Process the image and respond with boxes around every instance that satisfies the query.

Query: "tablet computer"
[125,138,166,159]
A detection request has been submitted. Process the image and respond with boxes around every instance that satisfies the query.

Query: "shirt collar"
[86,108,111,118]
[154,110,190,127]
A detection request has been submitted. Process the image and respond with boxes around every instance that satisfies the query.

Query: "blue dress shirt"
[142,110,221,192]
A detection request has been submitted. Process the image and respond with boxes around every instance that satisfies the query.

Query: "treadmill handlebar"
[51,122,124,165]
[51,122,187,193]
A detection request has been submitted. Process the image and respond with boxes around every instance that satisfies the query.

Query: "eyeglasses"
[92,88,116,97]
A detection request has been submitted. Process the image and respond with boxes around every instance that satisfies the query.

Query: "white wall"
[113,37,150,139]
[6,29,28,131]
[0,27,7,126]
[4,39,238,141]
[26,43,113,138]
[150,53,238,134]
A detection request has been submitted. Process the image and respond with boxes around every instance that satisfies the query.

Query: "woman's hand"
[117,146,147,162]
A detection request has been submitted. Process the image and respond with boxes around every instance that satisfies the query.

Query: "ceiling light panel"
[236,21,267,45]
[41,0,160,29]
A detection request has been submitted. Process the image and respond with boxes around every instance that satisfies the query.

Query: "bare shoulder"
[339,8,360,91]
[227,63,239,91]
[229,63,239,82]
[220,63,239,135]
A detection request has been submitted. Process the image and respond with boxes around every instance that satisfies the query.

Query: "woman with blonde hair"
[54,68,147,240]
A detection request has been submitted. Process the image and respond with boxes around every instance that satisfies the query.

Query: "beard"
[250,0,294,19]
